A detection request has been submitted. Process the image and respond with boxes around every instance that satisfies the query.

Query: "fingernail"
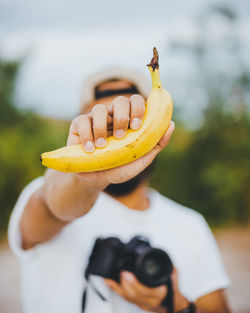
[131,118,141,130]
[115,129,126,139]
[122,272,134,282]
[95,137,107,148]
[84,141,95,152]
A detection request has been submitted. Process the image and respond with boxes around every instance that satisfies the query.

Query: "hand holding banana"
[41,48,174,175]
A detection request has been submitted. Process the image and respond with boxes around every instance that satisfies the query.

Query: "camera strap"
[82,271,107,312]
[82,277,174,313]
[161,278,174,313]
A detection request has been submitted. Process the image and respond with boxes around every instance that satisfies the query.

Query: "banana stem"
[147,47,159,71]
[147,47,162,89]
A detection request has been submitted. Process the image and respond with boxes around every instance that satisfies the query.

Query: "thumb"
[156,121,175,150]
[126,120,175,174]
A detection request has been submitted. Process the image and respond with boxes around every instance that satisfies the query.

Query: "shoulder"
[152,189,207,226]
[17,176,45,200]
[150,189,214,245]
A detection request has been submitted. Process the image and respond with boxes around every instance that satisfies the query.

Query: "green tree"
[151,4,250,226]
[0,59,68,239]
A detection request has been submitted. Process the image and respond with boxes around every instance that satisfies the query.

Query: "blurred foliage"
[0,3,249,240]
[151,103,250,226]
[0,60,69,238]
[151,3,250,226]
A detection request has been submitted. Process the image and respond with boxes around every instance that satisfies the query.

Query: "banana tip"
[40,155,42,163]
[147,47,159,71]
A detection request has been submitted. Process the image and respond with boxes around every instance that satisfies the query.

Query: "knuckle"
[133,103,145,110]
[113,99,129,111]
[93,124,102,133]
[130,99,145,118]
[93,115,107,128]
[93,125,106,137]
[125,290,136,300]
[150,297,160,308]
[69,122,76,133]
[130,290,137,299]
[113,95,129,103]
[159,286,167,298]
[138,304,151,312]
[130,94,144,102]
[135,102,145,110]
[116,116,129,125]
[140,289,150,297]
[81,131,92,141]
[93,103,106,114]
[78,114,89,121]
[73,114,89,125]
[71,116,80,126]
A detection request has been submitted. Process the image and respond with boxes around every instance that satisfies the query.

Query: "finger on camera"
[104,279,125,297]
[92,104,108,148]
[121,272,167,298]
[112,96,130,139]
[129,94,145,130]
[120,273,164,309]
[138,304,154,312]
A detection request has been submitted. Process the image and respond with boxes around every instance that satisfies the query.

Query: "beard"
[104,160,156,197]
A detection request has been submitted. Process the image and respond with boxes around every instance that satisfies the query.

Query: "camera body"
[85,236,173,288]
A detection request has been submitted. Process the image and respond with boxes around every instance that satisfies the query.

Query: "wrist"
[176,303,196,313]
[155,306,167,313]
[42,171,105,222]
[174,290,189,312]
[74,172,108,191]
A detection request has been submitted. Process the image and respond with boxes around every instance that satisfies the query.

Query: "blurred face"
[81,78,153,197]
[81,80,137,114]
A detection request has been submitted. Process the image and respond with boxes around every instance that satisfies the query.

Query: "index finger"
[121,272,167,298]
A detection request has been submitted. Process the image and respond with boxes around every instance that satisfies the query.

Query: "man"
[8,68,231,313]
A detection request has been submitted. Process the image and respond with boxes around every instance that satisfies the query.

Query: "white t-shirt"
[8,177,230,313]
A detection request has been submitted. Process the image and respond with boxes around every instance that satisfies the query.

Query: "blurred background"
[0,0,249,312]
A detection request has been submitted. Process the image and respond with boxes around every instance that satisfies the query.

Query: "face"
[81,79,154,197]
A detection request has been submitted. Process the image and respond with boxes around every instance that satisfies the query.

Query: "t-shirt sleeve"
[8,176,45,259]
[189,215,230,300]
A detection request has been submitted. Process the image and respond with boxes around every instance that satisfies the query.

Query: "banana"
[40,48,173,173]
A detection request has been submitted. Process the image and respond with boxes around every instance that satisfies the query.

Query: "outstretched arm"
[20,95,175,249]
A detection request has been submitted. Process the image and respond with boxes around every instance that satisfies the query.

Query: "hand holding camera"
[84,236,189,313]
[105,272,167,313]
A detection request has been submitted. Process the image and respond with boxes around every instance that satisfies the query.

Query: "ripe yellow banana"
[41,48,173,173]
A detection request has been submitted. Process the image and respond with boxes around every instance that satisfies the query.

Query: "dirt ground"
[215,228,250,313]
[0,228,249,313]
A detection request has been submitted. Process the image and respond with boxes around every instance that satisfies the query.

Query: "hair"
[104,161,156,197]
[94,79,139,100]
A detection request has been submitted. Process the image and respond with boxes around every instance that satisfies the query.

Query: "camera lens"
[135,249,173,287]
[143,257,162,276]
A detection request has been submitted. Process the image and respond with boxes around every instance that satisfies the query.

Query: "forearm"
[42,169,105,221]
[21,187,69,249]
[21,170,106,249]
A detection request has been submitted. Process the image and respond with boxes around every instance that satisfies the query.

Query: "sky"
[0,0,249,120]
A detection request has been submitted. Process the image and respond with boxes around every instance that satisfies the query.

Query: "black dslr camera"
[85,236,173,288]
